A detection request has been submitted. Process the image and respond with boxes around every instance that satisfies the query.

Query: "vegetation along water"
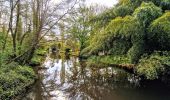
[1,0,170,100]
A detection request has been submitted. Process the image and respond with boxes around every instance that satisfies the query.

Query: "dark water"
[25,53,170,100]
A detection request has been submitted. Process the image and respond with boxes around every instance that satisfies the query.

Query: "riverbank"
[86,55,133,70]
[0,47,46,99]
[86,52,170,81]
[23,53,170,100]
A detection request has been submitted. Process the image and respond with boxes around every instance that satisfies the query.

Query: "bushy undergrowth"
[35,46,47,56]
[136,52,170,80]
[0,62,36,99]
[81,1,170,81]
[87,51,170,80]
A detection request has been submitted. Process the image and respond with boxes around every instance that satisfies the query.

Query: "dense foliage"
[137,52,170,80]
[148,12,170,51]
[1,1,170,99]
[0,0,70,98]
[0,61,36,99]
[79,0,170,80]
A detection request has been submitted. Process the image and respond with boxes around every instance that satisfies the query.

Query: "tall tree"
[64,2,98,51]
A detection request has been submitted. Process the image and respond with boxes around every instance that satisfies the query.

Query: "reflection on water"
[25,53,170,100]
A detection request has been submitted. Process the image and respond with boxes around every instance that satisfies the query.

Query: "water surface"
[25,53,170,100]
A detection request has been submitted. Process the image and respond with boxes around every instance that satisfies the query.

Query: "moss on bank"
[0,62,36,99]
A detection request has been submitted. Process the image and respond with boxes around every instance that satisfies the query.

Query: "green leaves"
[114,5,134,17]
[128,41,145,64]
[106,16,132,39]
[84,15,143,56]
[148,12,170,50]
[133,2,162,27]
[66,6,94,51]
[0,63,36,99]
[81,0,170,80]
[161,0,170,10]
[136,52,170,80]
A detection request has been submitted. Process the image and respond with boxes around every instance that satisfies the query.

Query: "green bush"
[30,55,43,66]
[133,2,162,27]
[30,47,46,66]
[136,52,170,80]
[128,41,145,64]
[0,63,36,99]
[35,47,47,56]
[109,39,131,55]
[16,66,36,79]
[160,0,170,10]
[114,5,134,17]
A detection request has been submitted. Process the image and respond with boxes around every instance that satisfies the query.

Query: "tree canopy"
[77,0,170,80]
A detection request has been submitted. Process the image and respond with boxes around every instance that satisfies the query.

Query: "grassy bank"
[86,52,170,80]
[86,55,134,73]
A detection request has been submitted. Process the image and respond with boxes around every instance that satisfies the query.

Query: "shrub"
[133,2,162,27]
[114,5,133,17]
[160,0,170,10]
[136,52,170,80]
[0,63,36,99]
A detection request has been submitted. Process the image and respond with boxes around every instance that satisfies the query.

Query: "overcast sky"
[52,0,118,7]
[85,0,118,7]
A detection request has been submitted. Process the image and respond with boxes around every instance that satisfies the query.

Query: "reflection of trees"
[60,55,65,84]
[38,53,140,100]
[33,76,44,100]
[70,56,78,81]
[39,53,64,99]
[65,62,140,100]
[64,61,115,99]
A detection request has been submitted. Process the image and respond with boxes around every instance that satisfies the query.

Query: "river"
[24,53,170,100]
